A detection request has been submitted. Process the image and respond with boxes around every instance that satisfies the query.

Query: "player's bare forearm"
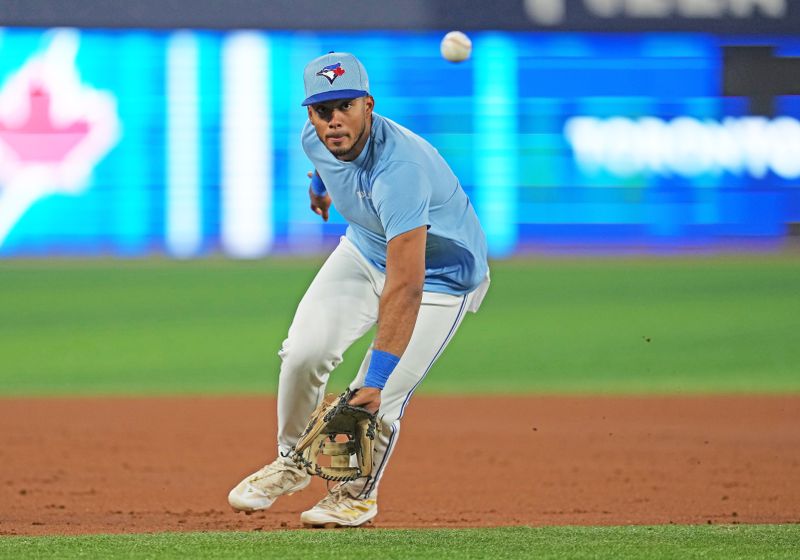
[373,276,423,355]
[374,225,426,356]
[350,227,425,412]
[354,286,421,413]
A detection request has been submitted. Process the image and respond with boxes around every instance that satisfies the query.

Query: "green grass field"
[1,254,799,396]
[1,525,799,560]
[2,255,799,559]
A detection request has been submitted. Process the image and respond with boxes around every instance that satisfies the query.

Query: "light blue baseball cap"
[302,52,370,106]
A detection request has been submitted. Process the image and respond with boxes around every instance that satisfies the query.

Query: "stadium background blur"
[1,0,799,259]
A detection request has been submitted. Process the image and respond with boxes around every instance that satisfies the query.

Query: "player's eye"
[340,102,352,110]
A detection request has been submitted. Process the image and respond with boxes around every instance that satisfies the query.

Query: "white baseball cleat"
[300,484,377,528]
[228,458,311,512]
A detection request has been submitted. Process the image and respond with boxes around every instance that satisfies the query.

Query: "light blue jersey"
[302,113,488,295]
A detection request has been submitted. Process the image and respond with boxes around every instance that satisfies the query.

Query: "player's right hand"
[307,172,331,222]
[348,387,381,414]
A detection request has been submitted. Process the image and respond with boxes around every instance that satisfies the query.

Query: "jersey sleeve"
[371,161,432,241]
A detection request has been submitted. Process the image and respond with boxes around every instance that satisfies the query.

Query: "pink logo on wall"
[0,30,120,247]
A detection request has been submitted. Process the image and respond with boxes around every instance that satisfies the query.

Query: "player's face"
[308,96,374,161]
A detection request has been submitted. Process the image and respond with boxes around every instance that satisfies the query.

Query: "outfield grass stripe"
[1,257,799,396]
[1,526,799,560]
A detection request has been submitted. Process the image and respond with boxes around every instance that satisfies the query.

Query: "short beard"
[326,119,368,160]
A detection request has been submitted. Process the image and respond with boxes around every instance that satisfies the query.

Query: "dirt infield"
[1,395,798,535]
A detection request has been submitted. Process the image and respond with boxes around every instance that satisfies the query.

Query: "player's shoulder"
[301,119,327,160]
[370,121,428,191]
[373,113,420,144]
[372,113,435,166]
[301,119,316,142]
[301,119,314,146]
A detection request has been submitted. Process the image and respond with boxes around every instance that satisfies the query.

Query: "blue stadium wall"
[0,28,798,257]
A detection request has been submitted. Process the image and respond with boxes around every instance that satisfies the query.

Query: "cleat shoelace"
[318,485,351,508]
[316,484,369,512]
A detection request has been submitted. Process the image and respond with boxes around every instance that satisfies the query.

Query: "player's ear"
[364,96,374,115]
[307,106,314,120]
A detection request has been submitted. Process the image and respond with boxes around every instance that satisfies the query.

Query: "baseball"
[440,31,472,63]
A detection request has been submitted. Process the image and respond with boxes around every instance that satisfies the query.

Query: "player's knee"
[278,339,341,384]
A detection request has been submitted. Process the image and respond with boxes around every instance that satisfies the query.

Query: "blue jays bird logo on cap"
[302,53,368,106]
[316,62,346,85]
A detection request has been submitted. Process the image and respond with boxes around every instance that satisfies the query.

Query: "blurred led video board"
[0,28,798,258]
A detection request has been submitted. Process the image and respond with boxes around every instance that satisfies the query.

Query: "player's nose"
[328,108,345,126]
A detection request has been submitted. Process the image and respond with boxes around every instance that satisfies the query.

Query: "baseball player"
[228,52,489,528]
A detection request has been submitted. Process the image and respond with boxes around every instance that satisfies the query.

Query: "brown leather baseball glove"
[289,389,380,482]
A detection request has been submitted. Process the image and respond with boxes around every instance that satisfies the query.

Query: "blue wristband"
[310,171,327,197]
[364,349,400,390]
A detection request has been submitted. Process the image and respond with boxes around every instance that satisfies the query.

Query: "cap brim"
[301,89,369,106]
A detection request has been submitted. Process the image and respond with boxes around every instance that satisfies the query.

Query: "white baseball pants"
[276,236,488,498]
